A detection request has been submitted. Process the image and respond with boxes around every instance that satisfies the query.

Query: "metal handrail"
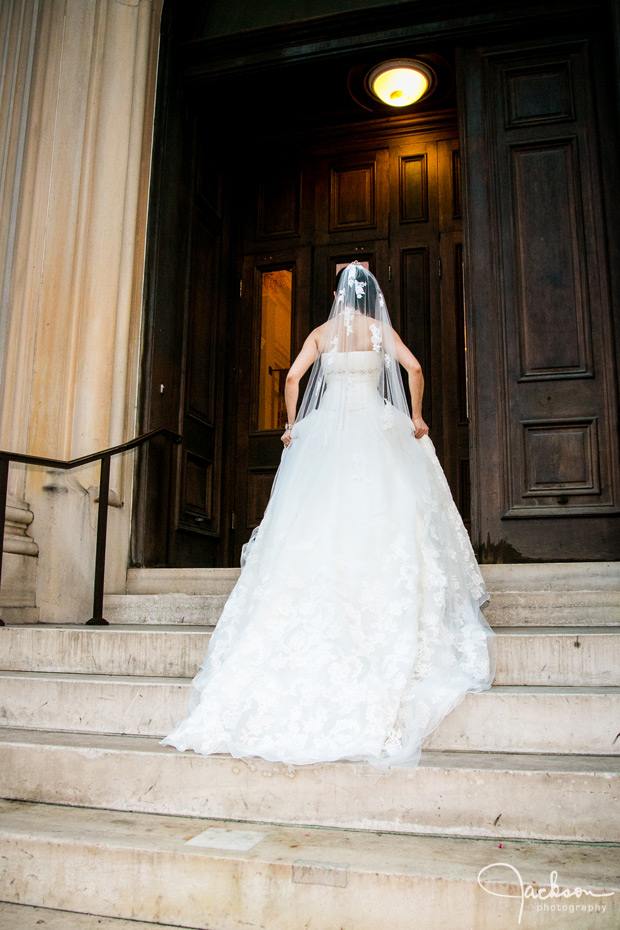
[0,427,182,627]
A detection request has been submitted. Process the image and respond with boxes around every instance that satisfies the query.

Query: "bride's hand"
[412,416,429,439]
[281,427,292,447]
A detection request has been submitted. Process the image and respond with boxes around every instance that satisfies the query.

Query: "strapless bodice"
[319,350,382,412]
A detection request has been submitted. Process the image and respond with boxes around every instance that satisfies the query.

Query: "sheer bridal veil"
[295,261,411,427]
[240,262,415,567]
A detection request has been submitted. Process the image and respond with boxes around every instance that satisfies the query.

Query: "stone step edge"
[0,902,184,930]
[1,728,618,845]
[104,593,228,601]
[101,594,620,623]
[1,797,618,877]
[2,622,619,634]
[2,799,617,930]
[8,604,620,626]
[1,622,218,632]
[110,591,620,605]
[0,670,618,692]
[112,591,620,600]
[125,562,620,593]
[1,726,618,774]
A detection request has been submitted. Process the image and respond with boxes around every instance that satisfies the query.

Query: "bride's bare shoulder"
[311,321,330,343]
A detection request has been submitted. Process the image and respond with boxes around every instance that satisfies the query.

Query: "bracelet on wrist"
[285,422,295,430]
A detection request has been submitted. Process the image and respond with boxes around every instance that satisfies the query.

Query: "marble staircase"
[0,562,619,929]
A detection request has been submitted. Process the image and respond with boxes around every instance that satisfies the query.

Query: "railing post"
[0,430,180,629]
[0,455,9,626]
[86,454,111,625]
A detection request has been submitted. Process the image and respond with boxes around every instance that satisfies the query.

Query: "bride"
[160,262,497,768]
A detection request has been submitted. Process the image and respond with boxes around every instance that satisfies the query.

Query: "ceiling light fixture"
[367,59,434,107]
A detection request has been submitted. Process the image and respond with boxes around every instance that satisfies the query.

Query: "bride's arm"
[281,330,320,440]
[392,331,428,438]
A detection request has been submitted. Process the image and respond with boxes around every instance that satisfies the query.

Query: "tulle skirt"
[160,390,497,768]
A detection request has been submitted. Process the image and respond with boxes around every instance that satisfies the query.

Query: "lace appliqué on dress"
[159,350,496,769]
[382,401,395,429]
[370,323,382,352]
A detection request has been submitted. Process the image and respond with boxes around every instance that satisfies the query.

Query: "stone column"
[0,0,162,622]
[0,0,42,620]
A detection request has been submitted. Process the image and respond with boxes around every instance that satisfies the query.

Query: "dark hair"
[334,265,347,292]
[333,264,377,305]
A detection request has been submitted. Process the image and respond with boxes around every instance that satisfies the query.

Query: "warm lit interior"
[258,268,293,431]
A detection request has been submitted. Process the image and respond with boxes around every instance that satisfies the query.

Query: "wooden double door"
[232,126,468,563]
[138,14,620,569]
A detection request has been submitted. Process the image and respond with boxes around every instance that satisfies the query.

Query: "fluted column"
[0,0,42,618]
[0,0,162,620]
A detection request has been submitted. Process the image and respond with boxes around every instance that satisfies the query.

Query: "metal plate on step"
[185,826,267,850]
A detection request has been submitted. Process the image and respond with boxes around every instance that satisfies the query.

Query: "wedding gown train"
[160,349,497,768]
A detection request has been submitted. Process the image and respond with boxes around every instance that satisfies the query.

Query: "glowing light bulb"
[368,61,432,107]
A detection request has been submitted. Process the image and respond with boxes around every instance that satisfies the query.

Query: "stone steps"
[103,593,227,624]
[0,669,617,754]
[473,562,620,626]
[103,593,620,627]
[101,593,620,626]
[111,563,620,628]
[483,594,620,626]
[126,562,620,596]
[5,561,614,627]
[127,567,241,595]
[0,727,617,843]
[2,562,619,929]
[0,622,217,676]
[1,799,618,930]
[1,622,618,685]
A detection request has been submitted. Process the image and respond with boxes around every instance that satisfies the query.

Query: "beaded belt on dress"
[328,367,379,374]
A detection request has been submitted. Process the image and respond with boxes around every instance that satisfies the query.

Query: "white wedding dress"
[160,349,497,769]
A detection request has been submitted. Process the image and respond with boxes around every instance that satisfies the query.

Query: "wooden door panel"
[389,140,439,248]
[389,135,464,492]
[330,161,376,231]
[389,139,439,446]
[257,172,301,241]
[459,37,620,559]
[314,148,389,244]
[510,141,591,378]
[244,156,315,253]
[438,137,462,229]
[439,232,470,526]
[399,152,430,223]
[437,138,468,515]
[397,246,434,429]
[136,100,231,567]
[495,45,617,520]
[170,201,227,565]
[178,215,222,540]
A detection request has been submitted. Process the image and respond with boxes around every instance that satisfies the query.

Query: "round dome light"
[367,59,433,107]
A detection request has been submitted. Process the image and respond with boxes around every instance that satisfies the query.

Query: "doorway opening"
[136,34,470,568]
